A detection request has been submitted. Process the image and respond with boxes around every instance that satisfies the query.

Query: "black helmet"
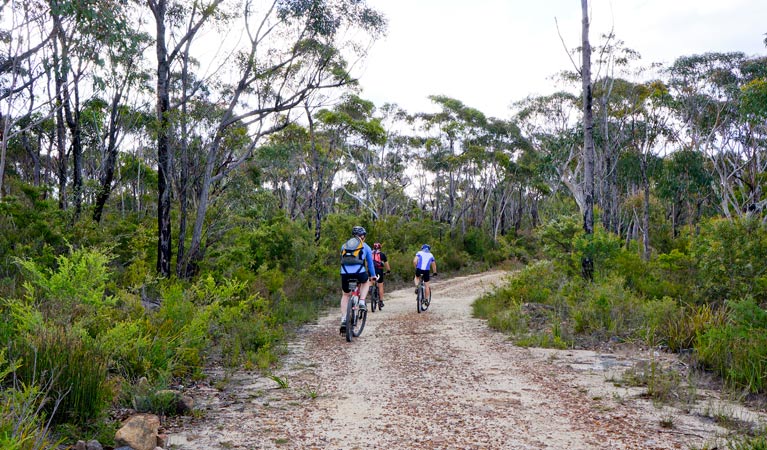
[352,226,367,236]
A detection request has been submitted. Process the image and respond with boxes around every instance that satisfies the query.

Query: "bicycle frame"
[345,281,367,342]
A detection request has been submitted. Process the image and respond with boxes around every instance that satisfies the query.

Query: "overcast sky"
[354,0,767,119]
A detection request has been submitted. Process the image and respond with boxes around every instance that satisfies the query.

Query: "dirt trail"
[167,271,764,449]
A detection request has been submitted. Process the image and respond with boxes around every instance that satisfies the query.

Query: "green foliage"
[13,326,111,426]
[473,261,567,344]
[0,187,67,291]
[620,359,686,404]
[571,228,624,280]
[247,217,316,272]
[539,214,580,262]
[215,294,283,370]
[727,435,767,450]
[696,298,767,393]
[0,381,62,450]
[691,218,767,303]
[123,378,182,416]
[640,297,682,347]
[15,247,115,333]
[566,276,643,338]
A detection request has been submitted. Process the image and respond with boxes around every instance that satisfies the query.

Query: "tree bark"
[581,0,595,280]
[150,0,173,277]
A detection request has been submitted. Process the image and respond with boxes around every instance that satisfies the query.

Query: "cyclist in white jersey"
[413,244,437,300]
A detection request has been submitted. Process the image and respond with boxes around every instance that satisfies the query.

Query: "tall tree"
[179,0,386,277]
[581,0,595,279]
[146,0,225,277]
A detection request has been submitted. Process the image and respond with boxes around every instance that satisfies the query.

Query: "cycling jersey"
[414,250,435,271]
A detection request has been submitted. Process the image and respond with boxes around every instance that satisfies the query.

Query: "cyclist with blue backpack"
[339,226,377,334]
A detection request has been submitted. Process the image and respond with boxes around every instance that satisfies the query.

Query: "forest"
[1,0,766,448]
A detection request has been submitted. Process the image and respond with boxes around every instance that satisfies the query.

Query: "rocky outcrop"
[114,413,161,450]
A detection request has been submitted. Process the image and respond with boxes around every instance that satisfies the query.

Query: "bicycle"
[368,272,388,312]
[415,274,432,313]
[369,279,379,312]
[343,280,367,342]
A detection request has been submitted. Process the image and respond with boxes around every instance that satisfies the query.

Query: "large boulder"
[114,413,161,450]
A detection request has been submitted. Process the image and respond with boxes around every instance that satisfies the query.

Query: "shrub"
[640,297,682,347]
[696,298,767,393]
[566,276,643,338]
[15,247,115,336]
[692,218,767,304]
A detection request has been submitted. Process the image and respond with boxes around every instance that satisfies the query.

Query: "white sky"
[354,0,767,119]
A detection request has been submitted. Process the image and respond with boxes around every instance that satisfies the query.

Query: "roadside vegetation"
[2,0,766,448]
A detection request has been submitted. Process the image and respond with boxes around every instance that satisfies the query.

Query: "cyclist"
[371,242,391,308]
[413,244,437,300]
[340,226,377,334]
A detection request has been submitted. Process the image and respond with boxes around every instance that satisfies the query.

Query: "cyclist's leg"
[375,269,385,302]
[357,272,371,308]
[340,274,353,327]
[422,271,431,299]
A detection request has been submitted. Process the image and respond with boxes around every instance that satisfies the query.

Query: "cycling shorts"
[341,272,370,293]
[375,268,386,283]
[415,268,430,282]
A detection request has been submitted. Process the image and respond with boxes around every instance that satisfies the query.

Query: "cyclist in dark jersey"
[371,242,391,308]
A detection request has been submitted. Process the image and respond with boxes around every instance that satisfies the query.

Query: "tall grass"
[13,327,111,425]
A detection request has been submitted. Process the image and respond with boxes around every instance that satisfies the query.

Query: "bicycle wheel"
[421,287,430,312]
[416,283,423,314]
[353,305,367,337]
[345,294,355,342]
[370,286,378,312]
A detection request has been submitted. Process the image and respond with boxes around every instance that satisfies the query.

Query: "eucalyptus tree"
[314,94,385,224]
[177,0,386,277]
[1,0,57,198]
[655,149,714,235]
[514,91,581,207]
[255,123,314,221]
[579,0,595,278]
[90,26,152,223]
[368,102,410,218]
[666,52,767,220]
[417,95,490,229]
[146,0,228,276]
[621,80,674,260]
[590,35,642,234]
[47,0,132,217]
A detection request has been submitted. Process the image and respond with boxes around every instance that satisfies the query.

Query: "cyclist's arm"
[364,245,377,278]
[430,260,437,274]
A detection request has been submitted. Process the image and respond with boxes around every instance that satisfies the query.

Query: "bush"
[692,218,767,304]
[565,276,643,338]
[696,298,767,393]
[15,247,116,336]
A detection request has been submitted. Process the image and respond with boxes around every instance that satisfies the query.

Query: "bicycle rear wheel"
[416,283,423,314]
[370,286,378,312]
[345,295,355,342]
[421,288,430,312]
[353,304,367,337]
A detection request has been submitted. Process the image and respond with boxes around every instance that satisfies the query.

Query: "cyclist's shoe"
[379,300,384,309]
[415,288,419,294]
[339,320,347,334]
[358,300,367,311]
